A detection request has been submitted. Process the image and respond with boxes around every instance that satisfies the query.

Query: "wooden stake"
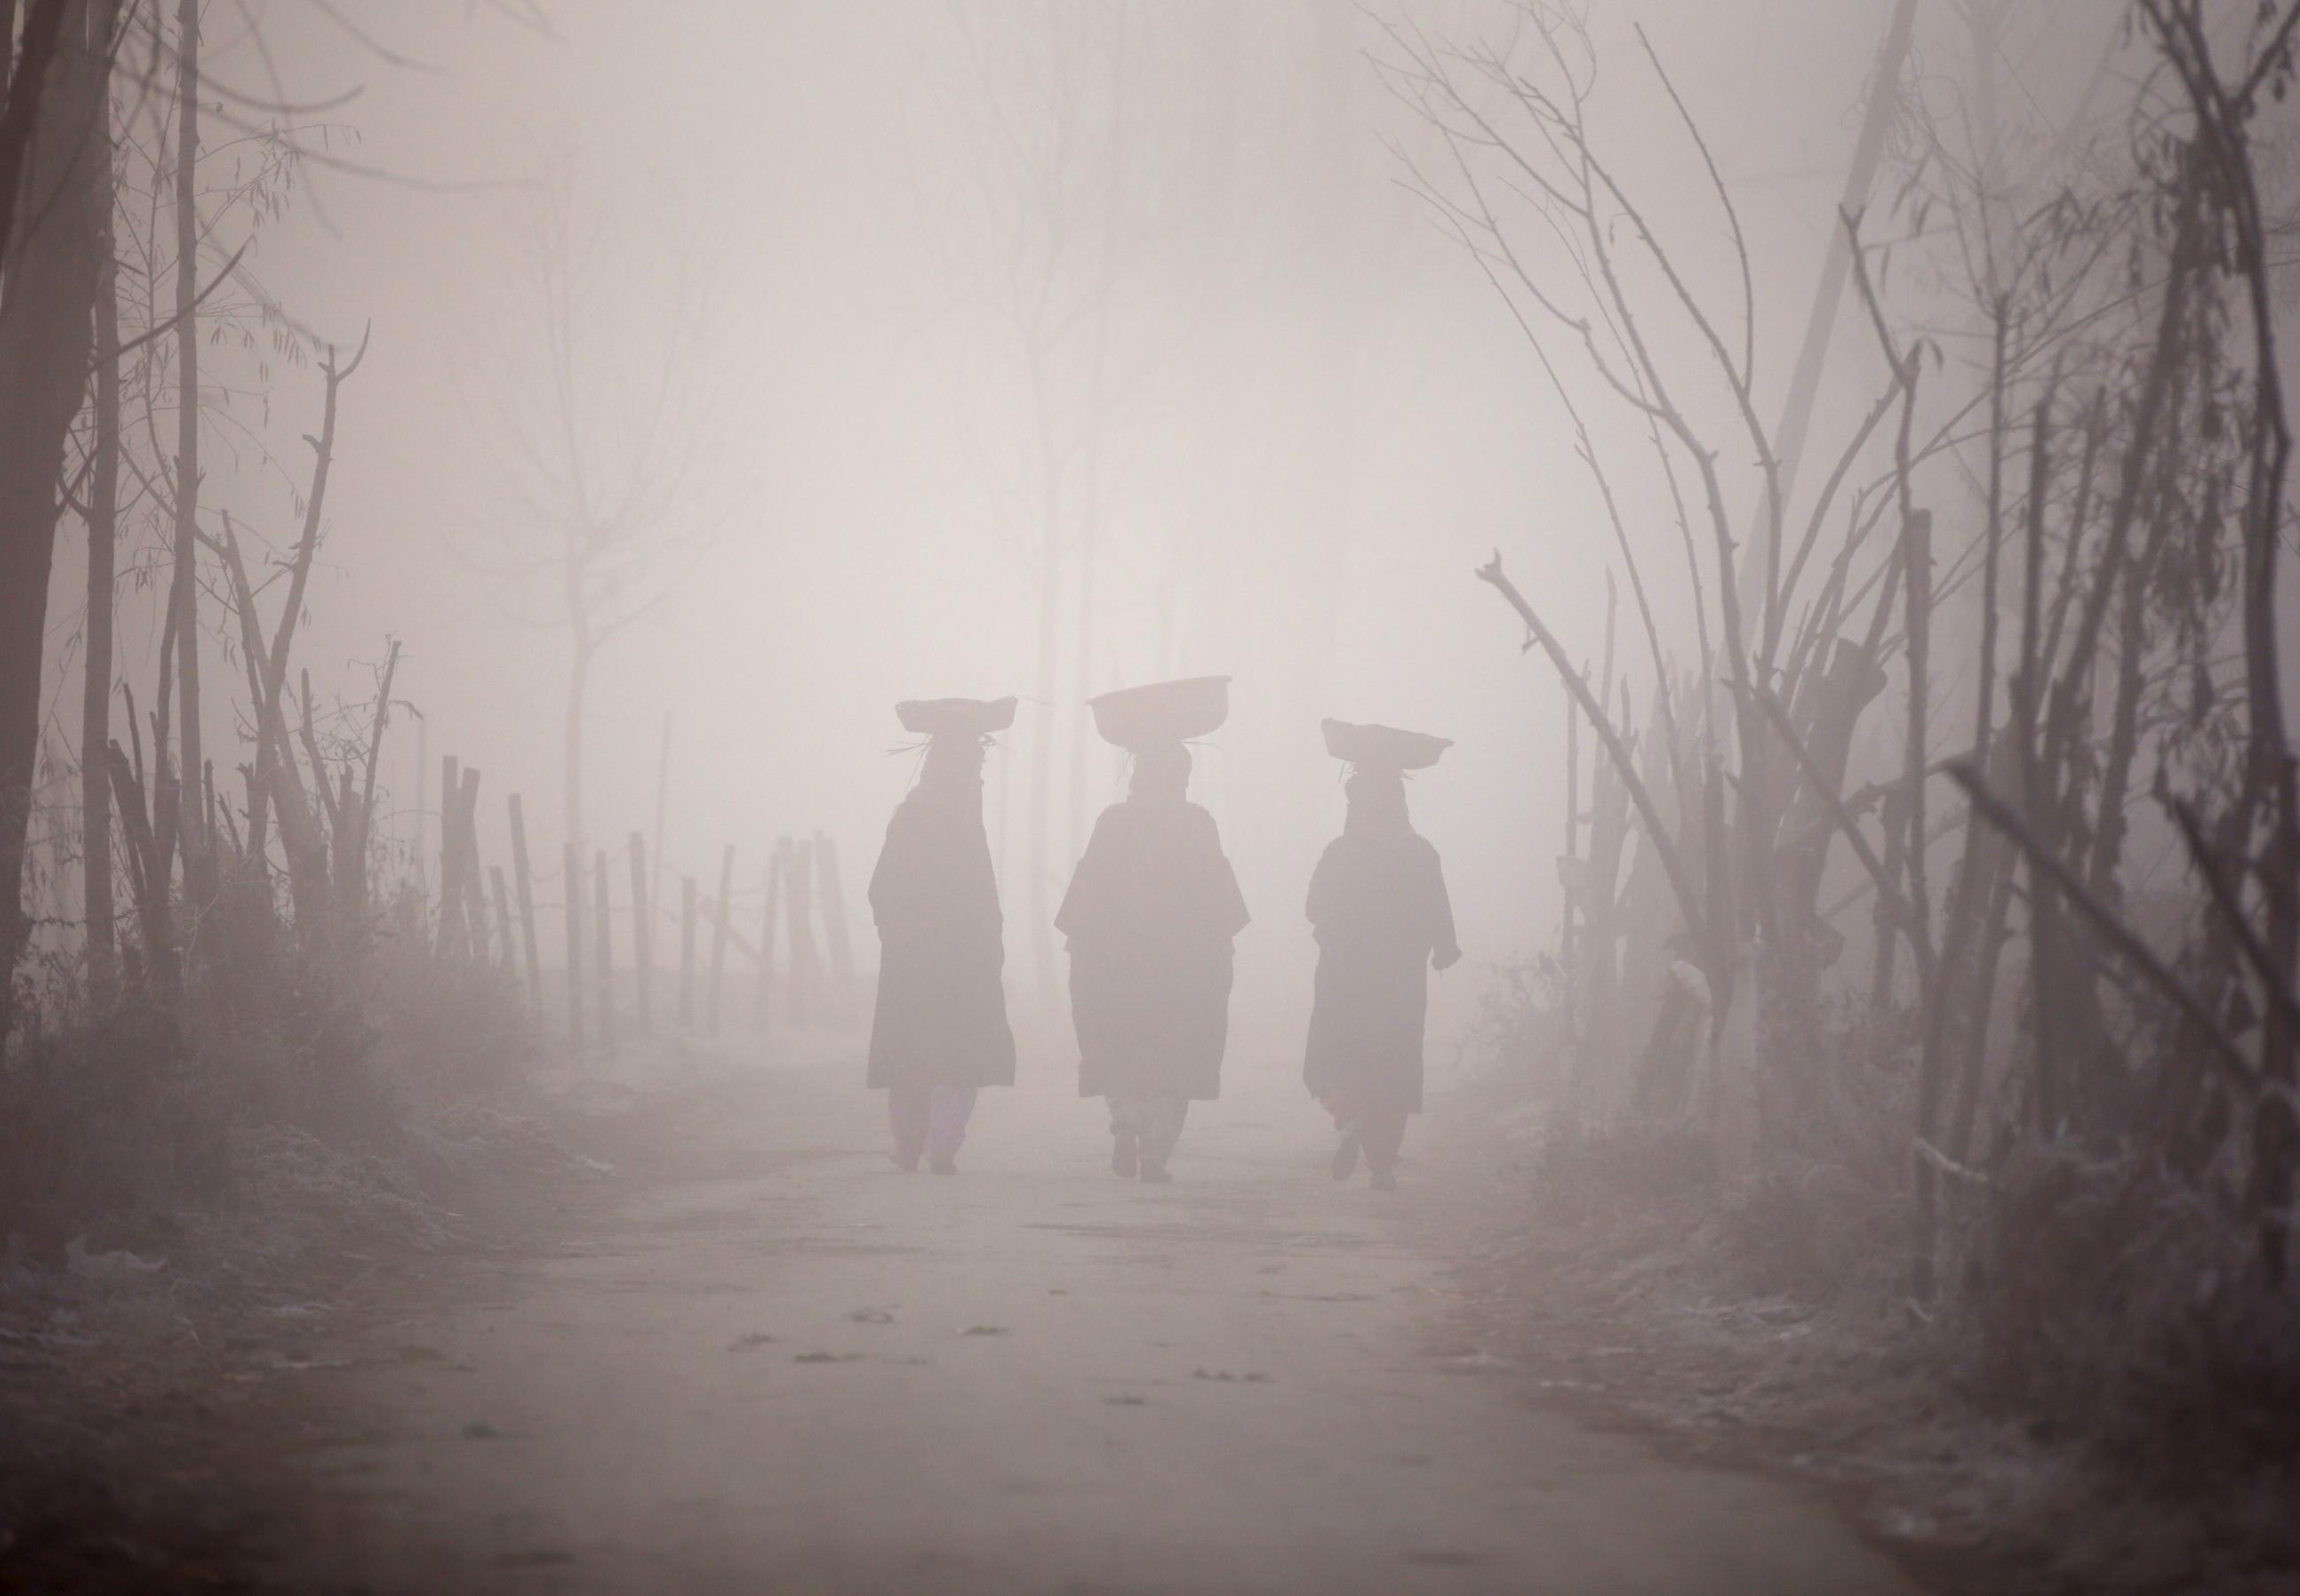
[458,764,484,962]
[437,755,464,953]
[629,831,652,1032]
[594,847,615,1049]
[651,714,671,927]
[564,842,585,1055]
[754,848,783,1032]
[509,794,541,1007]
[679,873,697,1029]
[708,843,735,1034]
[491,865,515,976]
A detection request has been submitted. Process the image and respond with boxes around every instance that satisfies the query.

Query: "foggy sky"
[36,0,2123,1049]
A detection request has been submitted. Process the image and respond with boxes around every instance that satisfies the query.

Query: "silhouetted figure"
[1305,723,1460,1192]
[867,698,1017,1174]
[1058,733,1248,1183]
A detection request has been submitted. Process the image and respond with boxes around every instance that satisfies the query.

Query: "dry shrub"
[0,1003,233,1251]
[1718,1155,1905,1301]
[1469,955,1574,1100]
[0,917,531,1257]
[1527,1115,1718,1228]
[1963,1142,2300,1482]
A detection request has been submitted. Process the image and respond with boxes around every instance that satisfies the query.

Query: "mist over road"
[277,1055,1924,1595]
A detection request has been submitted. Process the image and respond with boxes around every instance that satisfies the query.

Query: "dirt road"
[274,1052,1930,1595]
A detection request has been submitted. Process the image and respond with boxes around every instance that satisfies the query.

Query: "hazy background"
[39,0,2066,1059]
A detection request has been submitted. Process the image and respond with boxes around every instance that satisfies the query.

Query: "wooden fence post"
[708,843,735,1034]
[679,873,698,1029]
[437,756,464,955]
[594,846,615,1049]
[509,794,542,1007]
[457,765,484,962]
[491,865,516,976]
[629,831,652,1032]
[754,848,783,1032]
[564,841,585,1055]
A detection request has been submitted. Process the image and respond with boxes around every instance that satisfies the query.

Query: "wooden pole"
[564,841,585,1055]
[651,714,671,923]
[1563,660,1582,972]
[458,764,484,962]
[754,848,783,1032]
[594,846,615,1049]
[629,831,652,1032]
[509,794,542,1007]
[413,716,428,899]
[708,843,735,1034]
[491,865,515,975]
[679,872,698,1029]
[437,755,463,953]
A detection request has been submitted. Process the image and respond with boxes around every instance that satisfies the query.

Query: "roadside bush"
[1962,1143,2300,1481]
[0,915,530,1259]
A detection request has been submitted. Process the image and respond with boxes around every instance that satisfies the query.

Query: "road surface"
[277,1049,1929,1595]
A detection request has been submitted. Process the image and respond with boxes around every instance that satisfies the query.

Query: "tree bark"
[0,0,110,1040]
[80,51,119,1001]
[167,0,209,917]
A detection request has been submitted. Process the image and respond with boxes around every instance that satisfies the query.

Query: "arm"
[1054,808,1116,942]
[867,804,909,934]
[1304,841,1342,933]
[1427,845,1460,971]
[1197,808,1250,938]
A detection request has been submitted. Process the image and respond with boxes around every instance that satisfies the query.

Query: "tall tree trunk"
[0,0,109,1042]
[167,0,208,915]
[80,64,119,1001]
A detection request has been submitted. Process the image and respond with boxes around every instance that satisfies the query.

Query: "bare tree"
[0,0,119,1040]
[468,160,719,856]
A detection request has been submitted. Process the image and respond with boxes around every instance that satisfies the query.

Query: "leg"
[1361,1102,1408,1190]
[1137,1097,1189,1178]
[1322,1089,1363,1180]
[886,1084,930,1171]
[1108,1096,1141,1178]
[925,1085,978,1172]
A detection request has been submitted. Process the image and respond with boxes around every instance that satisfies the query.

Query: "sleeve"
[1305,840,1343,933]
[1426,843,1460,965]
[1198,809,1250,939]
[867,805,911,935]
[1054,808,1117,942]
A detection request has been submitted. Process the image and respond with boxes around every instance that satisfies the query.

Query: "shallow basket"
[1321,717,1452,771]
[1087,676,1230,748]
[896,696,1017,738]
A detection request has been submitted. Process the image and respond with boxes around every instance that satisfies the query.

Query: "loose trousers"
[888,1083,978,1164]
[1108,1095,1190,1170]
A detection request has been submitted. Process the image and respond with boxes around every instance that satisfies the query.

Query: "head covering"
[897,696,1016,738]
[1321,718,1451,771]
[1128,740,1192,804]
[1088,677,1230,750]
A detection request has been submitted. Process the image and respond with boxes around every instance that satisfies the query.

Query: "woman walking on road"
[1304,722,1460,1191]
[1058,679,1249,1184]
[866,697,1017,1174]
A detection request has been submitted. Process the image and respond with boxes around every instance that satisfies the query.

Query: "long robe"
[1057,798,1249,1101]
[1302,827,1456,1114]
[865,783,1016,1090]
